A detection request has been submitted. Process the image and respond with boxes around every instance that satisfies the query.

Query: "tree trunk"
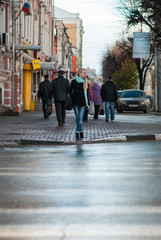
[138,67,144,90]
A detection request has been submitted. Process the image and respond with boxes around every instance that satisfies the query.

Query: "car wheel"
[143,109,148,113]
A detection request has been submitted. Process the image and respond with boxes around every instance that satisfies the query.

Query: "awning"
[21,54,55,70]
[40,62,55,70]
[15,44,40,51]
[22,53,35,61]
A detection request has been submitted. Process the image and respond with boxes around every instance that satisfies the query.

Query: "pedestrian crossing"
[0,143,161,239]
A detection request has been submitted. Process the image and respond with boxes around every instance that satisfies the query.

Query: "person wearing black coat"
[101,75,118,122]
[38,75,52,119]
[69,68,90,140]
[50,70,70,126]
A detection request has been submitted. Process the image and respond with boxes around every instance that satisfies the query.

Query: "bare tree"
[102,40,131,81]
[102,38,154,89]
[118,0,161,110]
[118,0,161,46]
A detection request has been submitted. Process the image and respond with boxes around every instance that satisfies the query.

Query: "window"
[34,14,38,45]
[0,7,5,33]
[43,22,47,53]
[0,88,2,104]
[121,91,145,98]
[21,11,24,37]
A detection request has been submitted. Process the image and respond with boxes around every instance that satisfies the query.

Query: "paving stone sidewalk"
[0,110,161,145]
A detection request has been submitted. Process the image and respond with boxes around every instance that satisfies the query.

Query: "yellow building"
[55,7,84,71]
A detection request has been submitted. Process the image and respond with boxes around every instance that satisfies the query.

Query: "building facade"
[0,0,53,112]
[0,2,84,113]
[55,7,84,78]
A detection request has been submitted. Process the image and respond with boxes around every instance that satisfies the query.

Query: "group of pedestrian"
[38,70,69,125]
[38,68,118,140]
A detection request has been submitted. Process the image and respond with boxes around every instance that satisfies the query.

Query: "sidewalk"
[0,110,161,146]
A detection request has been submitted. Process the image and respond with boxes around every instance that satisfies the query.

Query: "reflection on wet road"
[0,141,161,239]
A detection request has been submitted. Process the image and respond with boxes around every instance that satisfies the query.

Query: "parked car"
[117,90,123,98]
[115,90,123,108]
[117,89,150,113]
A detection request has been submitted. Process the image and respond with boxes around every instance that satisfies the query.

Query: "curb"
[0,134,161,146]
[20,139,64,145]
[126,135,156,141]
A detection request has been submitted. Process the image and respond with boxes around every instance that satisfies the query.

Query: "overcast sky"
[55,0,124,74]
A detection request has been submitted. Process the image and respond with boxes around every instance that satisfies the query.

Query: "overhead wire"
[55,0,106,4]
[55,19,121,30]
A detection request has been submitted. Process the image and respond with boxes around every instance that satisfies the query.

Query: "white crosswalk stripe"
[1,224,161,238]
[0,206,161,214]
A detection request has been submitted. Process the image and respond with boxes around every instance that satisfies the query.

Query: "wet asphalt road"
[0,141,161,239]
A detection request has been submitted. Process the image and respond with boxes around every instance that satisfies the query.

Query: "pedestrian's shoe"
[44,116,49,119]
[58,123,63,126]
[76,133,80,140]
[80,132,84,138]
[105,119,109,122]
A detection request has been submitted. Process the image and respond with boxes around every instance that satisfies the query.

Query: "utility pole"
[11,0,15,108]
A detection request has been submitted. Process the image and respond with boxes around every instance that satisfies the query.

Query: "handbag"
[99,102,105,115]
[89,101,94,115]
[99,108,104,115]
[65,97,72,110]
[47,102,52,115]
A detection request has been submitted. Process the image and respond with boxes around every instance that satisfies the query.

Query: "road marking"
[0,206,161,214]
[0,224,161,237]
[0,166,161,171]
[0,171,160,177]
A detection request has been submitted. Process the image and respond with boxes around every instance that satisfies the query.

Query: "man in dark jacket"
[38,75,52,119]
[50,70,70,126]
[101,75,118,122]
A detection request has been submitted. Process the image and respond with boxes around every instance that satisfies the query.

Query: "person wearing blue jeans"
[101,75,118,122]
[69,68,89,140]
[105,101,115,121]
[42,96,51,119]
[73,106,86,133]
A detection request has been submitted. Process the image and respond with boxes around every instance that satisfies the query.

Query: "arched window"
[0,7,5,33]
[21,11,24,38]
